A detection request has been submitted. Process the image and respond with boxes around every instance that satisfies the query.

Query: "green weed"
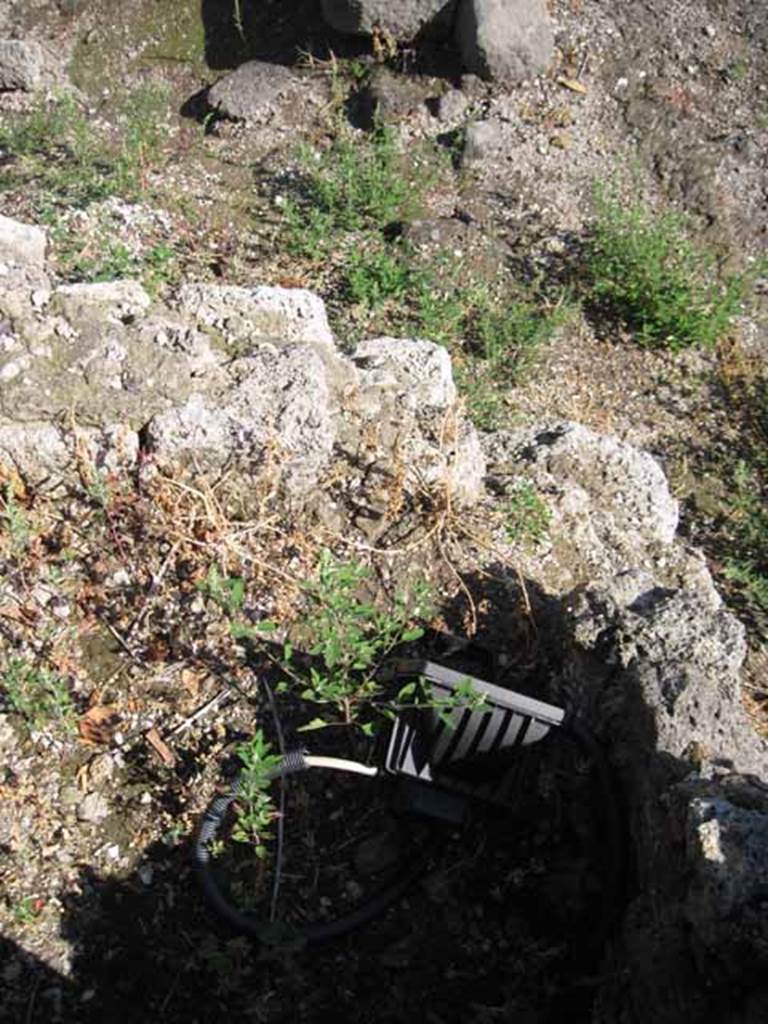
[198,564,246,619]
[0,485,31,555]
[10,896,42,926]
[287,551,430,728]
[282,125,426,256]
[232,730,282,855]
[344,241,414,307]
[723,453,768,616]
[0,85,169,212]
[503,480,551,546]
[584,187,757,350]
[1,657,75,732]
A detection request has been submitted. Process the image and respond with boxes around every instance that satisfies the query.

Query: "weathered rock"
[177,283,335,351]
[352,337,456,409]
[566,571,760,772]
[320,0,455,40]
[483,422,680,591]
[434,87,469,122]
[0,214,47,268]
[350,337,485,504]
[356,66,435,126]
[145,344,335,495]
[455,0,554,82]
[77,791,110,824]
[0,39,63,92]
[0,422,139,480]
[461,119,506,165]
[207,60,303,124]
[51,279,152,326]
[684,776,768,975]
[562,571,768,1024]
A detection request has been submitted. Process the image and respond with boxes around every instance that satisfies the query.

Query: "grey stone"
[77,791,110,824]
[358,66,434,125]
[483,423,680,591]
[321,0,455,40]
[177,283,335,350]
[566,571,761,772]
[207,60,302,124]
[435,87,469,122]
[352,337,456,409]
[461,119,505,165]
[51,280,152,324]
[561,572,768,1024]
[0,39,63,92]
[0,215,47,268]
[145,344,335,495]
[350,338,485,504]
[455,0,554,83]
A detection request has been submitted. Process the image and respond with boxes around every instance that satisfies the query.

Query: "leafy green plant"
[282,125,426,256]
[503,480,552,546]
[232,730,282,856]
[0,86,169,212]
[1,657,75,732]
[287,551,430,728]
[723,456,768,614]
[584,186,758,350]
[10,896,42,925]
[198,564,246,619]
[344,242,414,307]
[0,485,31,555]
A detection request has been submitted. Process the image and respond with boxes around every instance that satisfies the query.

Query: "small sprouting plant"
[344,242,414,308]
[10,896,43,925]
[584,186,760,350]
[232,730,282,857]
[1,657,75,732]
[289,551,431,728]
[396,675,488,727]
[198,565,246,618]
[504,480,551,546]
[0,485,31,555]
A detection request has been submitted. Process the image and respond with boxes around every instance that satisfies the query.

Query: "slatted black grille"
[383,660,565,806]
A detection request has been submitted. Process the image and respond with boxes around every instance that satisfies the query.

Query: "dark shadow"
[199,0,371,71]
[2,565,763,1023]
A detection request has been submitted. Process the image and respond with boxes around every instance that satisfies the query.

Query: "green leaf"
[252,619,277,633]
[401,627,424,642]
[297,717,330,732]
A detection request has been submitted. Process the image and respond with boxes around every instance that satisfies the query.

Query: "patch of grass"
[1,657,76,733]
[0,484,31,556]
[503,480,552,546]
[282,124,433,257]
[344,241,415,307]
[722,386,768,618]
[52,224,181,293]
[584,186,759,350]
[0,85,171,213]
[267,123,564,429]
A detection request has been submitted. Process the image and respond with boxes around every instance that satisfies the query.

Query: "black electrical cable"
[194,720,625,948]
[194,749,433,944]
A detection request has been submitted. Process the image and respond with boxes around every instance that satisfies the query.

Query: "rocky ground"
[0,2,766,1023]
